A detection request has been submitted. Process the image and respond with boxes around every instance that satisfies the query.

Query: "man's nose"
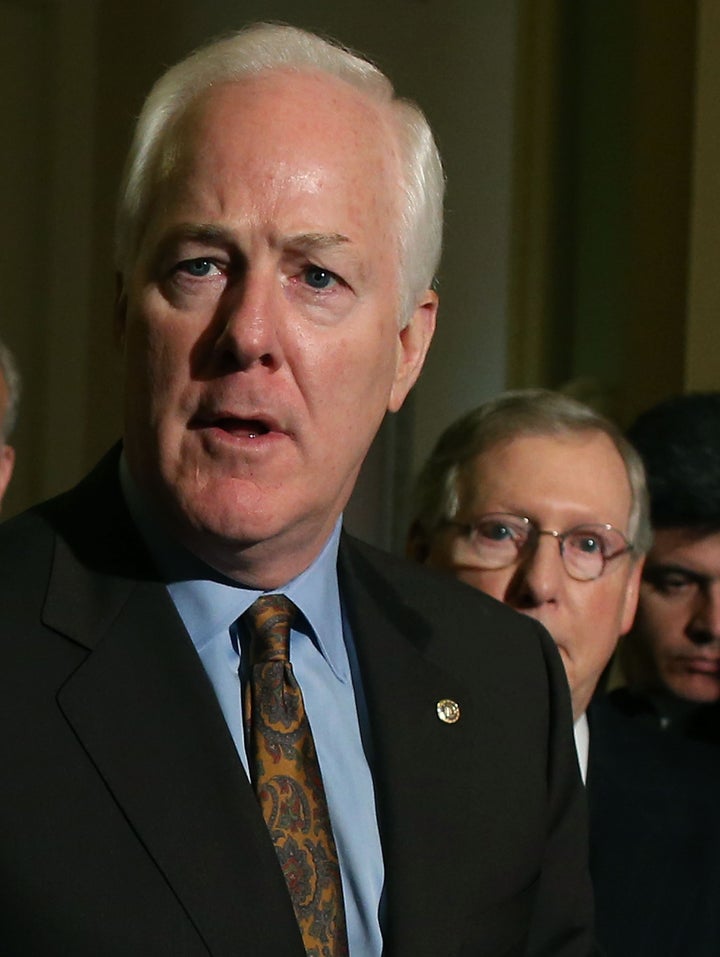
[213,268,283,370]
[508,533,564,608]
[688,582,720,645]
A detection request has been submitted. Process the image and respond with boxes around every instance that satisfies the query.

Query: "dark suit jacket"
[588,694,720,956]
[601,685,720,748]
[0,451,596,956]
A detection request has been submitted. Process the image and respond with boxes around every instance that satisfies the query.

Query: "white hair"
[115,22,444,323]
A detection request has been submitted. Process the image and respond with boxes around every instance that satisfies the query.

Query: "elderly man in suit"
[0,337,20,508]
[408,388,720,956]
[0,25,597,956]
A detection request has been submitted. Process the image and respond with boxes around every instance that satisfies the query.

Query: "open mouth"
[214,417,270,438]
[190,414,274,438]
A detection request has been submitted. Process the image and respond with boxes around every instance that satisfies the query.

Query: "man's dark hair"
[627,392,720,532]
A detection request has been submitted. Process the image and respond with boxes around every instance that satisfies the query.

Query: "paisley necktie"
[243,594,349,956]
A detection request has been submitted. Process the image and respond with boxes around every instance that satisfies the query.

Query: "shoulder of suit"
[0,443,146,595]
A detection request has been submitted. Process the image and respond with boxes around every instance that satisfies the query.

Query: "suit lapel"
[41,459,305,957]
[339,538,480,956]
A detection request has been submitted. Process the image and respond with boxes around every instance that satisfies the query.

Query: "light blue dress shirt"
[120,458,384,955]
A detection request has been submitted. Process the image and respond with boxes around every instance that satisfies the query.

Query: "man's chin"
[664,669,720,706]
[181,507,279,554]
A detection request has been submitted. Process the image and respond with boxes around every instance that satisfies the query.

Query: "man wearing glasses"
[407,387,648,765]
[408,388,720,956]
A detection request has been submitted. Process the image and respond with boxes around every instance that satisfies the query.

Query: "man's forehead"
[649,527,720,568]
[464,429,632,513]
[147,71,403,243]
[174,70,397,160]
[474,428,625,471]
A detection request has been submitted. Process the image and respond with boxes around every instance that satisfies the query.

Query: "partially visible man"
[0,25,597,957]
[409,389,720,957]
[0,337,20,508]
[616,392,720,744]
[407,388,648,764]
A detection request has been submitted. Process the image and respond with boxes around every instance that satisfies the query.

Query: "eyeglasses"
[446,513,634,582]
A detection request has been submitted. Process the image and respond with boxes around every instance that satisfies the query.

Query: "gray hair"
[411,388,652,554]
[115,22,445,323]
[0,338,21,442]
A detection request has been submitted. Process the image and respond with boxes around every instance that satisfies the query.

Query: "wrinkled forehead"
[127,71,409,296]
[460,429,634,521]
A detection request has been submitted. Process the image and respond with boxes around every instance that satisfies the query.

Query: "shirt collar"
[574,712,590,784]
[119,453,347,680]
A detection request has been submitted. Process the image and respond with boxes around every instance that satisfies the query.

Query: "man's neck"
[643,687,705,732]
[119,454,342,589]
[120,456,342,591]
[175,525,339,590]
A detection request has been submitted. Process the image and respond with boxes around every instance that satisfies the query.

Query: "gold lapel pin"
[436,698,460,724]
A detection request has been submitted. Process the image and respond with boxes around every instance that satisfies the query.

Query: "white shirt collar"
[573,712,590,784]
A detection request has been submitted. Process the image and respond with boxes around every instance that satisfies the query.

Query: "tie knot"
[245,594,297,664]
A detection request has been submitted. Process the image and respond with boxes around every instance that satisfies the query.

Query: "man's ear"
[114,272,128,350]
[388,289,437,413]
[0,444,15,509]
[620,555,645,635]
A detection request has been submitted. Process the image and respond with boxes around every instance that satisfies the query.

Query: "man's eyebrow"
[160,223,235,247]
[285,232,352,251]
[643,563,712,585]
[154,227,353,256]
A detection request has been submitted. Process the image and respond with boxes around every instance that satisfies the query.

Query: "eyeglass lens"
[468,515,628,580]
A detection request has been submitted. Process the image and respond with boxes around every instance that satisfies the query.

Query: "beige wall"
[507,0,719,425]
[1,0,97,516]
[509,0,703,426]
[687,0,720,391]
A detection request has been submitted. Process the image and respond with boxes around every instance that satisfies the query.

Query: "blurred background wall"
[1,0,718,550]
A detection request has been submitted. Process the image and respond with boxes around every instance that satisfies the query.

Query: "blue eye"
[303,266,337,289]
[177,258,219,277]
[575,535,603,554]
[477,521,515,542]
